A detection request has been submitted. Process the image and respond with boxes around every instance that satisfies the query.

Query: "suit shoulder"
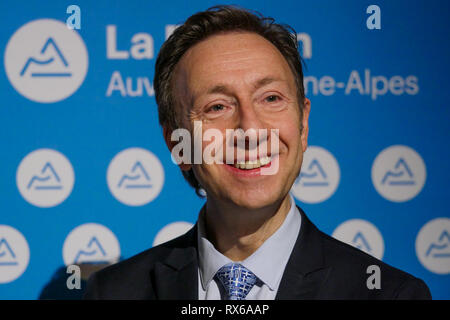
[319,229,409,278]
[84,229,195,299]
[316,229,431,299]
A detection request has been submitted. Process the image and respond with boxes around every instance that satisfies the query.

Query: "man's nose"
[236,99,265,132]
[233,99,267,149]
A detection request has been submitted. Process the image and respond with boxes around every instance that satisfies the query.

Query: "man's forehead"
[179,32,289,73]
[172,32,295,105]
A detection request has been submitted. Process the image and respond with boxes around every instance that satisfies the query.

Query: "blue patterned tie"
[215,263,258,300]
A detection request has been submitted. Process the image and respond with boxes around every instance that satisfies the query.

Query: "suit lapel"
[276,206,331,300]
[152,225,199,300]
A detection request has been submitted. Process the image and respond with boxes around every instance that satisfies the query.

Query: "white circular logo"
[416,218,450,274]
[372,145,426,202]
[332,219,384,260]
[62,223,120,266]
[107,148,165,206]
[4,19,88,103]
[16,148,75,208]
[153,221,194,247]
[291,146,340,203]
[0,225,30,283]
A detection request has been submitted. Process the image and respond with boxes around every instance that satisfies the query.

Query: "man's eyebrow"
[204,77,283,96]
[253,77,281,90]
[206,84,233,96]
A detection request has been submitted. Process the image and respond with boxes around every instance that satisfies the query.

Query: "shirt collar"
[197,193,301,291]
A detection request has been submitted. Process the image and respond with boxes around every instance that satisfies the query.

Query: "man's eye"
[265,95,280,102]
[208,104,225,112]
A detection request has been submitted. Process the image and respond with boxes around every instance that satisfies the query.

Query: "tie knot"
[215,263,258,300]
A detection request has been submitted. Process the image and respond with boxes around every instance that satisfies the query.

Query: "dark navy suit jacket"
[84,206,431,300]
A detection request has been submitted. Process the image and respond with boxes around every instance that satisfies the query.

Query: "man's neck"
[204,195,292,261]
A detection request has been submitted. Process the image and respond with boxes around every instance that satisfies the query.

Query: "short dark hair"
[154,5,306,197]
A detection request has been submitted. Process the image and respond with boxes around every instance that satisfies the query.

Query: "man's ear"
[301,98,311,153]
[163,126,192,171]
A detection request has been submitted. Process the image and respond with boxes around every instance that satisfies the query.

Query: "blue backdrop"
[0,0,449,299]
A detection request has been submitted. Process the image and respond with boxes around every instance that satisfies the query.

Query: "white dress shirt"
[197,193,302,300]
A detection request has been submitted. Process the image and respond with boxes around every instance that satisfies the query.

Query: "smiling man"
[84,5,431,300]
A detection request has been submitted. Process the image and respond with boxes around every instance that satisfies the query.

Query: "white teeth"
[259,156,271,166]
[232,156,271,169]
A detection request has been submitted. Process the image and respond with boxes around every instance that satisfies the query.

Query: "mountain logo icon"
[4,19,88,103]
[416,218,450,274]
[20,37,71,78]
[332,219,384,260]
[372,145,426,202]
[296,158,329,187]
[0,226,30,283]
[63,223,120,266]
[17,149,74,207]
[117,161,152,189]
[352,232,372,253]
[27,162,63,190]
[107,148,165,206]
[291,146,340,204]
[0,238,18,266]
[381,158,415,186]
[425,230,450,258]
[73,236,108,264]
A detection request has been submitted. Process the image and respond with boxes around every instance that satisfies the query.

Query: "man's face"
[169,31,310,209]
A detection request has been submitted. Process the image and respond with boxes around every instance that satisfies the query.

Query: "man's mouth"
[230,156,272,170]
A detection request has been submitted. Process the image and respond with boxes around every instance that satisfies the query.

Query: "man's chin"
[224,189,283,211]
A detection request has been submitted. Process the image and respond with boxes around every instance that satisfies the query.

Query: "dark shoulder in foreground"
[314,227,431,300]
[83,227,196,300]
